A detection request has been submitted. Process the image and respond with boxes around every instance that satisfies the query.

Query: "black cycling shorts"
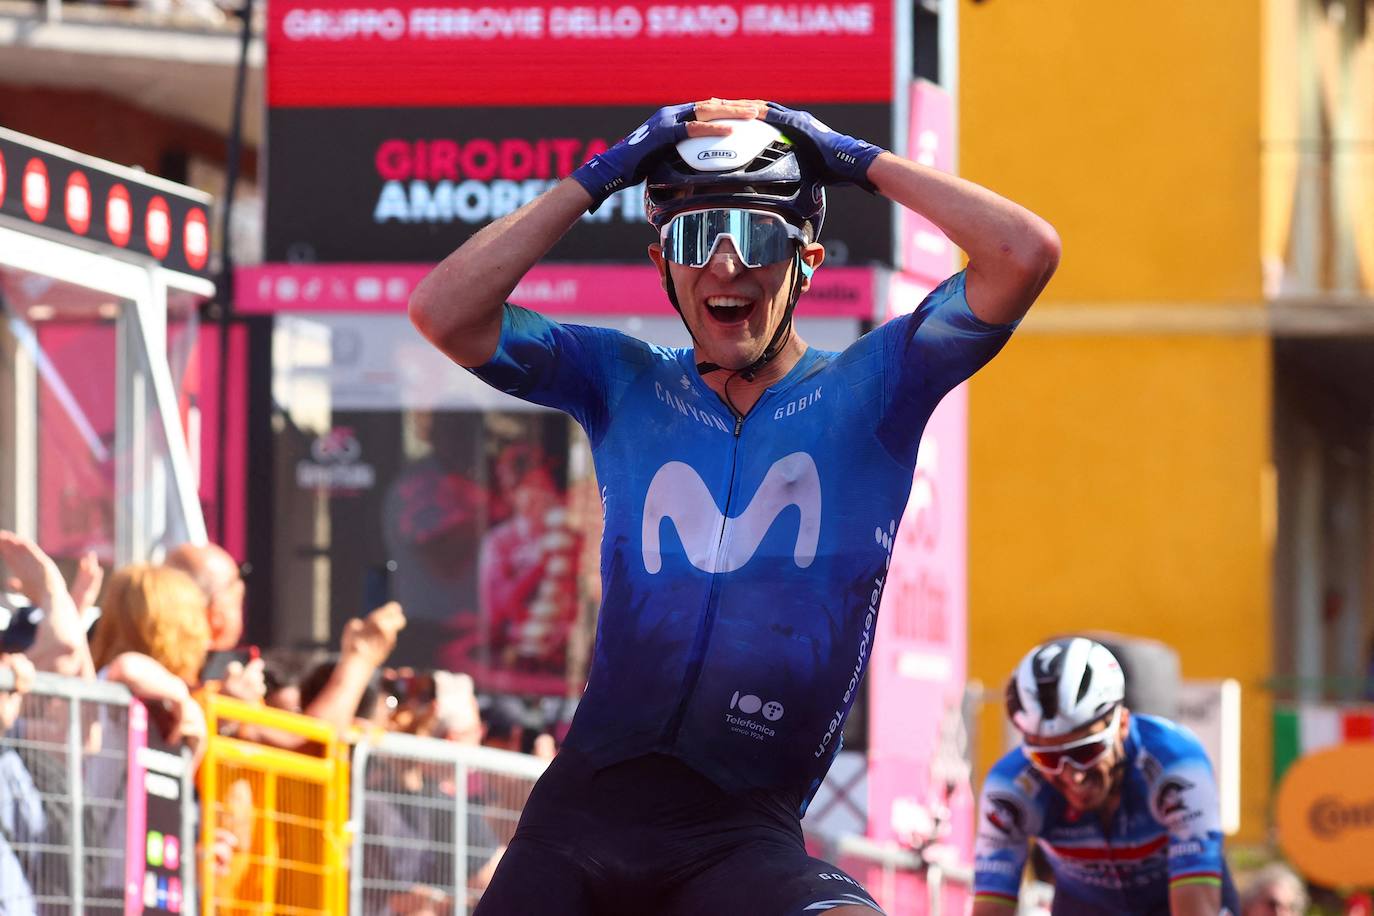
[473,750,885,916]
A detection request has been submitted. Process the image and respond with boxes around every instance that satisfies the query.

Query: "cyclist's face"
[1024,709,1129,813]
[649,235,824,373]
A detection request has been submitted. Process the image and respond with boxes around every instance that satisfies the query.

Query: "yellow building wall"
[960,1,1263,304]
[968,332,1272,840]
[960,2,1273,843]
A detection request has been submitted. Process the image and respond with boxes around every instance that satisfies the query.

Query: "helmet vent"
[1004,677,1024,719]
[743,141,790,172]
[1035,676,1060,721]
[1076,666,1094,704]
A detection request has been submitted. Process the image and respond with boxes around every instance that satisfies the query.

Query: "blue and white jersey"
[469,271,1014,810]
[974,714,1235,914]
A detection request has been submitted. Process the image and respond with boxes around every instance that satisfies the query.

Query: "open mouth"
[705,295,756,325]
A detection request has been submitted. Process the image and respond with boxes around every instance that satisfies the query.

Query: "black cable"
[214,0,256,545]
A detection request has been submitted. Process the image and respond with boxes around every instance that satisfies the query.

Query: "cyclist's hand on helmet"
[570,99,764,210]
[762,102,886,191]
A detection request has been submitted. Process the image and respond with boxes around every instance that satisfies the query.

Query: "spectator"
[165,543,244,652]
[87,564,210,764]
[302,601,406,734]
[479,693,528,752]
[165,543,268,704]
[362,670,508,913]
[298,658,385,729]
[0,653,39,916]
[1240,863,1308,916]
[479,693,555,758]
[261,647,328,714]
[0,531,93,678]
[90,565,209,685]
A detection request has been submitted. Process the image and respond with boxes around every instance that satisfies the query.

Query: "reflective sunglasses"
[1022,707,1122,775]
[660,208,806,269]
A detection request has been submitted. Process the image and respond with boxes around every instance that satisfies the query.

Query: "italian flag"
[1272,704,1374,784]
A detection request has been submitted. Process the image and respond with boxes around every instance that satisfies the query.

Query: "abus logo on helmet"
[697,149,736,161]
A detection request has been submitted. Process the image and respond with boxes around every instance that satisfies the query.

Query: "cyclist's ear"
[799,243,825,292]
[1117,706,1131,738]
[647,244,669,289]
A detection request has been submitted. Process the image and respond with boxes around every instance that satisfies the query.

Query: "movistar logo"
[642,452,821,574]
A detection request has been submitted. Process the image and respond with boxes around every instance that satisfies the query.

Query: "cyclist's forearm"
[1170,880,1223,916]
[409,178,593,366]
[867,152,1060,325]
[970,897,1017,916]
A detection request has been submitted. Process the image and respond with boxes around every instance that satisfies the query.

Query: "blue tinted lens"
[663,210,799,268]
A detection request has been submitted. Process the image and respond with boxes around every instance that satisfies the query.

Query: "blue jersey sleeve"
[974,750,1042,906]
[465,304,623,443]
[1139,719,1229,893]
[874,271,1018,466]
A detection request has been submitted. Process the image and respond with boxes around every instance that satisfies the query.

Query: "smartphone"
[200,648,253,681]
[363,562,395,612]
[0,605,40,653]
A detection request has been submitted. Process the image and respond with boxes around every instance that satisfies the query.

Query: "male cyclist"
[410,98,1059,916]
[973,638,1239,916]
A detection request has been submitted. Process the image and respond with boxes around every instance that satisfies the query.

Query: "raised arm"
[868,153,1060,325]
[408,180,592,367]
[761,103,1060,326]
[302,600,405,732]
[0,530,94,679]
[408,99,762,367]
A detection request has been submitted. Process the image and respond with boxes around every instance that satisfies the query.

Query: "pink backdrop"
[900,81,955,283]
[863,76,971,912]
[236,262,877,318]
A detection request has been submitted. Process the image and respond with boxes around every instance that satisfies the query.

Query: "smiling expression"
[649,235,824,374]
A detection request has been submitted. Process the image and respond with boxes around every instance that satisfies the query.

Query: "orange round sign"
[1276,743,1374,887]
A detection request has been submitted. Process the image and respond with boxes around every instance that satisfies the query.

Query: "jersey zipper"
[664,404,745,744]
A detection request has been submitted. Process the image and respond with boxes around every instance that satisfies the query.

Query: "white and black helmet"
[645,118,826,241]
[1006,638,1125,738]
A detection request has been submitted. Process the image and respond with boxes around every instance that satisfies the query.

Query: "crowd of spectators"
[0,530,559,914]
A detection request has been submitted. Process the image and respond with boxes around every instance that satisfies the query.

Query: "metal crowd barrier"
[197,693,350,915]
[349,732,549,916]
[828,833,974,916]
[0,669,196,915]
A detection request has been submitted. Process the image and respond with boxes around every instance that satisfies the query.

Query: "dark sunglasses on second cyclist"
[660,208,807,269]
[1022,707,1122,775]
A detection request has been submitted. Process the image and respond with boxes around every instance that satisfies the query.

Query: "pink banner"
[864,271,973,911]
[125,700,149,916]
[901,81,957,285]
[236,262,876,318]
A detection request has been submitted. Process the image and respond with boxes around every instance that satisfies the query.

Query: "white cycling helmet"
[1006,637,1125,738]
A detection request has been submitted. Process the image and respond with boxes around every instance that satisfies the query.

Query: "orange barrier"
[198,694,351,915]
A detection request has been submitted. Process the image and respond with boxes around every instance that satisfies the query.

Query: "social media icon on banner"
[163,835,180,871]
[168,877,183,913]
[146,831,164,867]
[144,873,158,907]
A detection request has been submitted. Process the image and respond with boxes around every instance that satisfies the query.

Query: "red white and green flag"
[1273,704,1374,783]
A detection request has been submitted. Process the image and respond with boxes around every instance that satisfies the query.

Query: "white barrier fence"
[349,732,548,916]
[0,670,197,916]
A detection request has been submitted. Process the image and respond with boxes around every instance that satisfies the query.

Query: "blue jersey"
[470,271,1014,810]
[974,714,1236,914]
